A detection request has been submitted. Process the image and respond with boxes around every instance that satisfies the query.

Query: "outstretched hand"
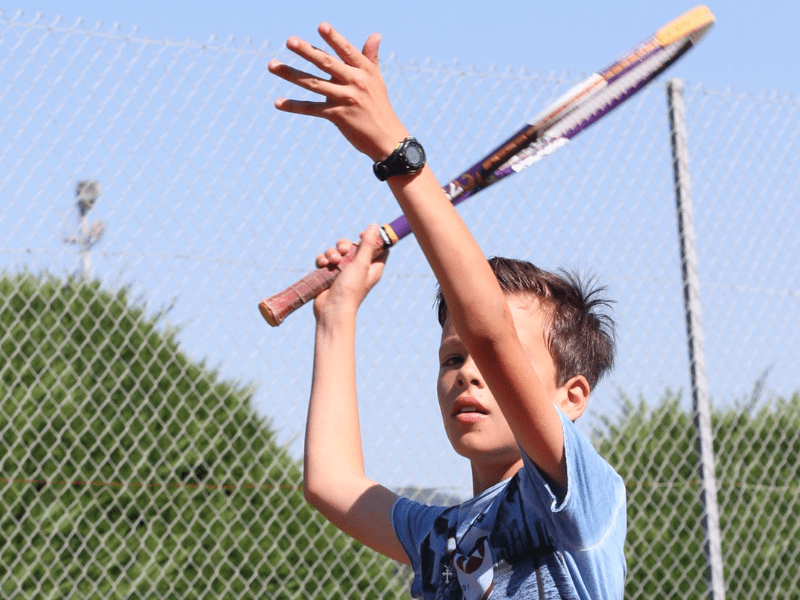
[312,224,389,320]
[268,23,409,162]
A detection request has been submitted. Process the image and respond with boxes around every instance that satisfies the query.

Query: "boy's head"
[435,256,616,391]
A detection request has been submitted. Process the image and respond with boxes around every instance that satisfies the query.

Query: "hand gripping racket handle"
[258,243,360,326]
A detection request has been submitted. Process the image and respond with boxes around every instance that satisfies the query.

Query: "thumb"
[354,224,383,266]
[362,33,381,68]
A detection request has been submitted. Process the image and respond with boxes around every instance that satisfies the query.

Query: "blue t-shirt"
[391,410,627,599]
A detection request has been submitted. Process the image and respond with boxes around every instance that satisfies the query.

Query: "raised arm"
[269,23,567,494]
[384,161,569,491]
[302,226,408,564]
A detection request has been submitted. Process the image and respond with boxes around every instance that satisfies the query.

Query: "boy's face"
[437,295,560,466]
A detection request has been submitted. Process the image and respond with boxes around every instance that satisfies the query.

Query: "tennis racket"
[260,5,715,326]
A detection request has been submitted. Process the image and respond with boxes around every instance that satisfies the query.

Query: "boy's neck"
[470,458,524,496]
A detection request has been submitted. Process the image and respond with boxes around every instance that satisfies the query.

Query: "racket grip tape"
[260,224,398,327]
[259,244,359,326]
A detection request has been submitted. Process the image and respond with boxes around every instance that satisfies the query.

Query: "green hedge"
[0,272,405,599]
[593,389,800,599]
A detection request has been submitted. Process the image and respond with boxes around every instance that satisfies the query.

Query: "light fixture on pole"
[65,180,105,279]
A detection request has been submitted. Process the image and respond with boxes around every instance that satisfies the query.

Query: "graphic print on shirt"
[453,535,494,600]
[417,474,581,599]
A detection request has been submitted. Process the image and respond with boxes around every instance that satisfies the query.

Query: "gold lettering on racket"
[481,129,540,175]
[601,40,659,81]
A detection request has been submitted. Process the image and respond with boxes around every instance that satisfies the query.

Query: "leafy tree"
[0,272,406,599]
[593,389,800,600]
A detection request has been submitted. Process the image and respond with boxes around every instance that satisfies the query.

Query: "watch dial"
[406,145,423,167]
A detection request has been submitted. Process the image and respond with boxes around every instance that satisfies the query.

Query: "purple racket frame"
[260,6,714,326]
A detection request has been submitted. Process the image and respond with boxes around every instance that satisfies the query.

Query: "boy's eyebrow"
[439,333,459,345]
[438,335,462,354]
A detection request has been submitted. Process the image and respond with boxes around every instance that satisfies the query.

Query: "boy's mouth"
[452,397,488,419]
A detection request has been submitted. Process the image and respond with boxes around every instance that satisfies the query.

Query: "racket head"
[491,5,715,179]
[385,7,714,245]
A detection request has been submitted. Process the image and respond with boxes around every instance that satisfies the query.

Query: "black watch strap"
[373,137,426,181]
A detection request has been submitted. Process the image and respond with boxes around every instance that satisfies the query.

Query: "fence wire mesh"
[1,13,798,600]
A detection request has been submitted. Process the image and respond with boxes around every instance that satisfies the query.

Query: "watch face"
[404,143,425,168]
[374,138,425,180]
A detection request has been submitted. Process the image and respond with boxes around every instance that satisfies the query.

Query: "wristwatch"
[373,137,426,181]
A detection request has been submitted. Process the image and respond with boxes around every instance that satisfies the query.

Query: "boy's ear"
[558,375,590,421]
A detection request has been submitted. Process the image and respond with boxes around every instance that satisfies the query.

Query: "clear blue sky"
[3,1,796,494]
[4,0,798,95]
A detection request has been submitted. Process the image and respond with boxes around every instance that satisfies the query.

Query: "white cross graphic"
[442,565,453,584]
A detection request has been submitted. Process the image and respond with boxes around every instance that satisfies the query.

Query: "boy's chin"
[449,435,521,463]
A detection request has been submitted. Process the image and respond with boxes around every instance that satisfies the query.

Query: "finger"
[325,247,344,263]
[318,23,373,70]
[268,60,328,92]
[361,33,382,68]
[268,60,355,102]
[273,98,330,117]
[315,253,330,268]
[358,227,389,260]
[284,33,353,80]
[336,239,354,254]
[353,224,382,266]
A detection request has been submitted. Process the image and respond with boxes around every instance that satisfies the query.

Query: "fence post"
[667,78,726,600]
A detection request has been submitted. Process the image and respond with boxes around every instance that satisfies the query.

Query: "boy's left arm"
[269,24,568,491]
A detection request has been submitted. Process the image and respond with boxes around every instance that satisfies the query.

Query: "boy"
[268,24,627,599]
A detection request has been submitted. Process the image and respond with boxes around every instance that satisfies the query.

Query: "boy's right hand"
[268,24,408,164]
[312,224,388,321]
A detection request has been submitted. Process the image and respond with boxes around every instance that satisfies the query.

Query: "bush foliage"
[0,272,405,599]
[593,389,800,599]
[3,271,796,599]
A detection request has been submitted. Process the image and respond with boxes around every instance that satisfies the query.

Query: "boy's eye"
[440,355,464,368]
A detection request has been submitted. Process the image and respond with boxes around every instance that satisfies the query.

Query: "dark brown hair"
[435,257,616,389]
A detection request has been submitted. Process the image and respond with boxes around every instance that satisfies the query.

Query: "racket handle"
[259,244,359,326]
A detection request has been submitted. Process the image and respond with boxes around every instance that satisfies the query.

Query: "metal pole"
[79,211,90,279]
[667,78,725,600]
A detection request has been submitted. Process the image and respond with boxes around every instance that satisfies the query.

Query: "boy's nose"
[456,360,483,388]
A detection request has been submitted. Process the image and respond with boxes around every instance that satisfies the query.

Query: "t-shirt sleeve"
[520,409,626,548]
[391,497,448,576]
[519,409,627,598]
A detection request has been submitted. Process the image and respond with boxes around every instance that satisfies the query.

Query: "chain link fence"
[1,12,798,599]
